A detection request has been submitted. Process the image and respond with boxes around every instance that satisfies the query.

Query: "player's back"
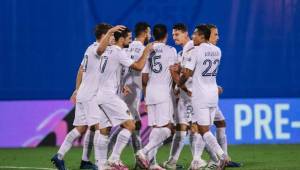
[190,42,221,107]
[76,42,101,102]
[97,45,134,101]
[144,42,177,105]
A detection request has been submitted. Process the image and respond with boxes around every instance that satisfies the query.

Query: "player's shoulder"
[164,44,177,54]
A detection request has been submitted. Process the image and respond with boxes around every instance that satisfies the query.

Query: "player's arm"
[218,86,223,95]
[169,63,181,85]
[96,25,125,56]
[70,66,84,103]
[142,73,149,97]
[130,43,153,71]
[178,67,193,89]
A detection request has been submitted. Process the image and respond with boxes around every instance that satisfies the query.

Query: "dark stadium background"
[1,0,299,100]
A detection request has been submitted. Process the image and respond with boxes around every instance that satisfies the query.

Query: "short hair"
[135,22,150,37]
[172,23,188,32]
[94,23,113,40]
[206,24,217,30]
[114,27,131,41]
[153,24,167,41]
[195,24,211,40]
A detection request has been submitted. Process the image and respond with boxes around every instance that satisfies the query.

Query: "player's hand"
[70,90,77,104]
[144,42,154,53]
[187,90,192,97]
[108,25,126,34]
[169,63,180,72]
[122,85,132,96]
[218,86,223,95]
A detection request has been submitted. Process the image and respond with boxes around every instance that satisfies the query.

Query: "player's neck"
[155,40,165,44]
[115,42,124,48]
[181,38,191,47]
[135,37,145,44]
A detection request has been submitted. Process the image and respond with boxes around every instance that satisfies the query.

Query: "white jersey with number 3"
[76,42,101,102]
[96,45,135,103]
[184,42,221,108]
[142,42,177,105]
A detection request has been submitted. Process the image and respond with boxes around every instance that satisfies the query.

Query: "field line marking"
[0,166,56,170]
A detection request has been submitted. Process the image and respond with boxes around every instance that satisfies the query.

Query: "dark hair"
[172,23,187,32]
[195,24,211,40]
[94,23,113,40]
[206,24,217,30]
[114,27,131,41]
[135,22,150,37]
[153,24,167,41]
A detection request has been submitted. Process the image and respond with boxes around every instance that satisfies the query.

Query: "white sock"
[109,128,132,161]
[107,126,122,156]
[202,131,224,158]
[94,130,109,167]
[190,133,205,161]
[148,143,163,166]
[168,131,186,163]
[132,130,142,153]
[82,129,94,161]
[205,144,219,162]
[57,128,81,159]
[216,127,228,155]
[142,127,171,155]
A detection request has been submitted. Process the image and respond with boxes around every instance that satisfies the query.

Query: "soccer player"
[107,22,151,161]
[50,23,121,170]
[163,23,207,170]
[177,25,229,170]
[205,24,241,168]
[136,24,178,170]
[94,27,153,170]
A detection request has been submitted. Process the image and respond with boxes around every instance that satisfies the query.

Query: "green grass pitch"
[0,144,300,170]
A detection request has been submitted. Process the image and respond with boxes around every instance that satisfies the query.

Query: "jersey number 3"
[202,59,220,76]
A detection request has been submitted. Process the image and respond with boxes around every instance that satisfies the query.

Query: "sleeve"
[170,47,178,65]
[119,50,135,67]
[183,48,197,71]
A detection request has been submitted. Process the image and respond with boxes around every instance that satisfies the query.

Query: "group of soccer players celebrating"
[51,22,241,170]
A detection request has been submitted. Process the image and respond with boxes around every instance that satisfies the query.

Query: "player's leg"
[51,102,89,170]
[82,97,111,169]
[196,107,229,170]
[107,125,122,157]
[164,99,188,169]
[100,96,135,169]
[80,126,98,169]
[188,122,206,169]
[137,101,174,169]
[214,107,241,168]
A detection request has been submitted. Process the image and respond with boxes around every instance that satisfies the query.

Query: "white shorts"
[174,98,193,125]
[98,95,133,128]
[74,97,106,127]
[192,106,217,126]
[147,100,174,127]
[121,85,141,121]
[214,106,225,121]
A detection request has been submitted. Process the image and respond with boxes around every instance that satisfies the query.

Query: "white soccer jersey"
[76,42,101,102]
[184,42,221,108]
[142,42,177,105]
[122,40,145,89]
[96,45,135,103]
[178,40,194,101]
